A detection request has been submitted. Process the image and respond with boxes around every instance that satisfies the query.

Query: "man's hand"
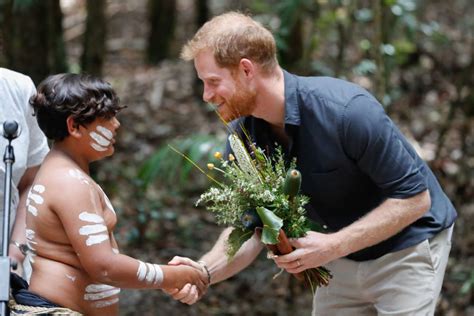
[273,231,341,274]
[164,284,200,305]
[164,256,210,305]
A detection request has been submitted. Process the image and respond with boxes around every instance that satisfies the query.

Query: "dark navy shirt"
[229,70,457,261]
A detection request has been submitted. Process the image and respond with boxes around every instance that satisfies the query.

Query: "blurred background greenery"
[1,0,472,314]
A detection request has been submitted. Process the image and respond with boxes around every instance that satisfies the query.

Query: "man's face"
[194,50,256,122]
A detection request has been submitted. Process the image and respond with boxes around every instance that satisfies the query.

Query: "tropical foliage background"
[1,0,472,315]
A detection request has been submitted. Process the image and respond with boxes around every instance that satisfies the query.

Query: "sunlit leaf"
[227,227,254,258]
[256,207,283,245]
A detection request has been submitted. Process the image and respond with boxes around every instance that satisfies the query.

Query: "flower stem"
[168,144,223,187]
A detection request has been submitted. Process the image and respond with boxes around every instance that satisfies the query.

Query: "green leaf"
[256,207,283,245]
[226,227,254,258]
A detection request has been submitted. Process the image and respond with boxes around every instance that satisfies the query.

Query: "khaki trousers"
[313,226,453,316]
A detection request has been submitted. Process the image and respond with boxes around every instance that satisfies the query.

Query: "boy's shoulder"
[35,160,98,204]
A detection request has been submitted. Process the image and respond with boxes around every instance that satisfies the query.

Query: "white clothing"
[0,68,49,232]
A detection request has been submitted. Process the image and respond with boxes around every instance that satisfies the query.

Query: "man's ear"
[239,58,255,79]
[66,116,82,138]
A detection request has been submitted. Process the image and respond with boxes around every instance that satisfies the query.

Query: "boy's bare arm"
[48,172,207,292]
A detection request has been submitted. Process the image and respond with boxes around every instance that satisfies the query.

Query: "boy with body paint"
[10,74,208,315]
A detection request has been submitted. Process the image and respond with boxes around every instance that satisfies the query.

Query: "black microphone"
[2,120,21,140]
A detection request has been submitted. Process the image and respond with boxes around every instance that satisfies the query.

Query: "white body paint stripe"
[90,132,111,147]
[103,195,115,214]
[85,234,109,246]
[97,186,116,214]
[79,224,107,235]
[84,288,121,301]
[68,169,90,184]
[25,229,37,263]
[112,248,119,254]
[92,297,119,308]
[137,261,147,281]
[96,125,113,139]
[66,274,76,282]
[152,264,163,285]
[27,205,38,216]
[86,284,115,292]
[91,143,108,152]
[79,212,104,223]
[28,193,44,204]
[33,184,45,193]
[145,263,156,284]
[25,229,35,239]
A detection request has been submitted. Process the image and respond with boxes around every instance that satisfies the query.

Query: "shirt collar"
[283,70,301,127]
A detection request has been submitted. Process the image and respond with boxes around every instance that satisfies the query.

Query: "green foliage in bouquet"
[171,132,332,289]
[196,133,310,258]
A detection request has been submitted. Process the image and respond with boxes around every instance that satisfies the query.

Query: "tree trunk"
[81,0,106,76]
[373,0,386,102]
[2,0,66,84]
[196,0,209,28]
[146,0,177,64]
[280,17,304,72]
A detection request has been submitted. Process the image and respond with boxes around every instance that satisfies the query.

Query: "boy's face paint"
[86,117,120,155]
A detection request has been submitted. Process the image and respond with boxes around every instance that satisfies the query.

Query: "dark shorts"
[9,273,60,315]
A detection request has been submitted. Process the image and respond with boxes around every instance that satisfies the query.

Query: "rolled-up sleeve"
[341,95,427,198]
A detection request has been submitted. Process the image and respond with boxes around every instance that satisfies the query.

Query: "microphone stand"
[0,121,20,316]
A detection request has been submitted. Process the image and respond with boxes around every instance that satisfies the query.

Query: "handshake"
[163,256,211,305]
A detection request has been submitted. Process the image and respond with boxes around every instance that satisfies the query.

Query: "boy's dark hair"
[30,73,124,141]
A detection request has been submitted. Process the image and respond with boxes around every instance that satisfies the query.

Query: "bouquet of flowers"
[171,133,331,289]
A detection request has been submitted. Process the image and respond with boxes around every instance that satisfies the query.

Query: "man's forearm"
[334,190,431,258]
[9,186,30,264]
[200,227,264,284]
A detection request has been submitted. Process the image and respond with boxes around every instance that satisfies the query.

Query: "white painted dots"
[78,212,109,246]
[136,261,163,285]
[26,184,46,216]
[90,125,113,152]
[84,284,120,309]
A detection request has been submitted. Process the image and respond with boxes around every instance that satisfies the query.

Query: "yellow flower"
[207,163,215,170]
[228,154,235,161]
[214,152,222,159]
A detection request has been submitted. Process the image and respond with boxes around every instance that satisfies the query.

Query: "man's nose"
[203,85,214,103]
